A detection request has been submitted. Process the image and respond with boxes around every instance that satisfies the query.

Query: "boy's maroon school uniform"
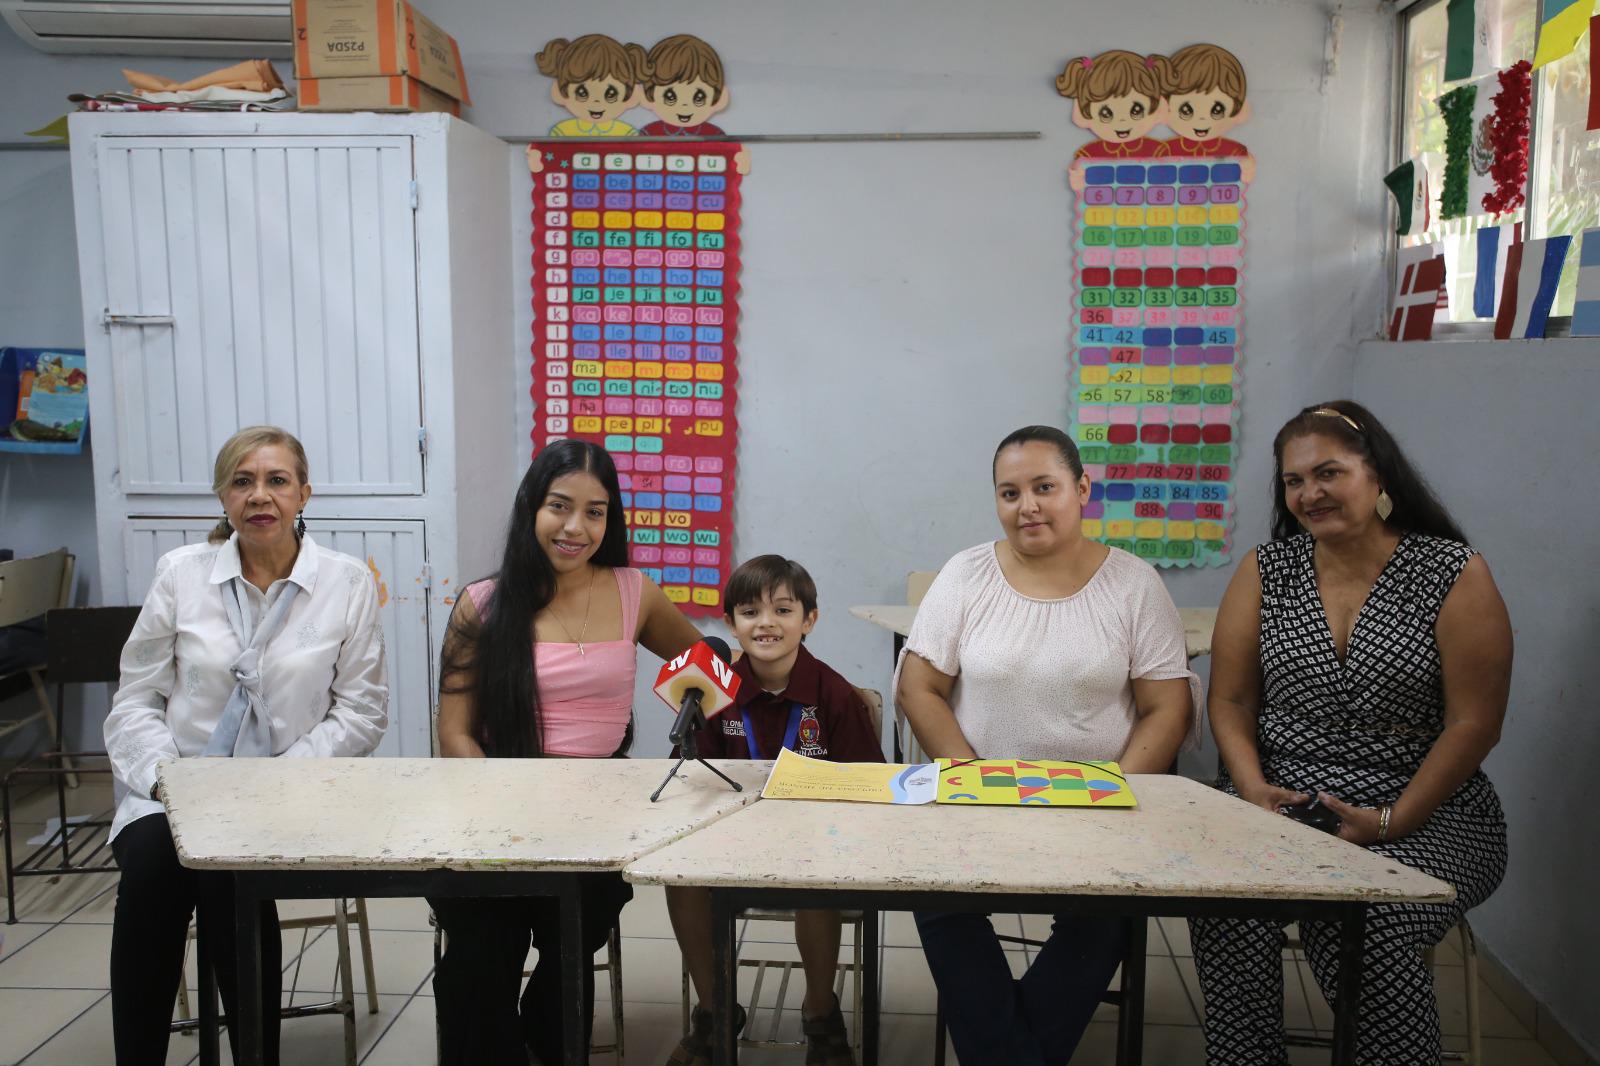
[698,644,883,762]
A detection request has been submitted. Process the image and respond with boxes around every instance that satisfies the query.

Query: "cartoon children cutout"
[639,34,750,174]
[1161,43,1255,181]
[1057,50,1172,190]
[526,34,648,174]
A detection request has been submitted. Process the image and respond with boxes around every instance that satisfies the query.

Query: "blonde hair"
[1055,50,1170,118]
[1163,43,1247,114]
[209,426,309,544]
[643,34,725,102]
[535,34,649,93]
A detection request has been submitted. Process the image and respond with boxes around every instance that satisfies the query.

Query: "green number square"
[1176,288,1205,307]
[1144,228,1174,246]
[1083,227,1113,246]
[1081,288,1112,308]
[1209,225,1239,245]
[1165,541,1196,559]
[1106,539,1135,552]
[1145,289,1173,307]
[1202,384,1234,404]
[1206,287,1238,306]
[1199,444,1233,463]
[1114,228,1143,248]
[1170,386,1202,404]
[1168,444,1199,462]
[1107,445,1139,463]
[1177,227,1208,246]
[1112,289,1142,307]
[1079,445,1108,463]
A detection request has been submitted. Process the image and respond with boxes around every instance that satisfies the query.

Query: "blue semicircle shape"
[1086,780,1121,791]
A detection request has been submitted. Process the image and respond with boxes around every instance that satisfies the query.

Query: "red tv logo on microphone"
[653,641,740,719]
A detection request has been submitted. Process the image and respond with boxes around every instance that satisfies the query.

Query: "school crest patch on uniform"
[796,706,825,757]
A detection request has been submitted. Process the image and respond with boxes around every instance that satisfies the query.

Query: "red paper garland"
[1483,60,1530,216]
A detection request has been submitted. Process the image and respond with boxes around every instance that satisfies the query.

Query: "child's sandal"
[664,1003,747,1066]
[801,999,856,1066]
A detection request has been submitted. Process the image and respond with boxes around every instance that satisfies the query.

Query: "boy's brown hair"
[1055,50,1170,117]
[724,555,818,617]
[1163,43,1247,115]
[643,34,726,103]
[535,34,649,92]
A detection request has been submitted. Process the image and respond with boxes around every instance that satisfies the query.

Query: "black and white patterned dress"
[1190,533,1508,1066]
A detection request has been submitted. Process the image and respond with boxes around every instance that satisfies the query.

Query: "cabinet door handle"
[102,311,175,328]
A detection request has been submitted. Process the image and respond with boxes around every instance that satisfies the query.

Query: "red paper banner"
[530,142,743,616]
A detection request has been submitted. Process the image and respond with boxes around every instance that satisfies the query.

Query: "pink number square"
[1202,405,1232,424]
[1081,248,1114,267]
[1144,309,1173,326]
[1207,309,1236,326]
[1172,405,1202,424]
[1177,247,1207,266]
[1077,405,1108,424]
[1111,309,1141,327]
[1082,463,1107,480]
[1209,246,1241,267]
[1109,406,1138,424]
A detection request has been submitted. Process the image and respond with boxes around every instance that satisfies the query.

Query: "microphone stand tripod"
[651,703,745,802]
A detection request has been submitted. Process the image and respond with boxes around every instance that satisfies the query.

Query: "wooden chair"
[173,898,380,1066]
[679,688,885,1052]
[0,549,74,755]
[1283,917,1481,1064]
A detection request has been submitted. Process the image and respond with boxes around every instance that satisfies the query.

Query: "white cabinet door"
[121,517,433,757]
[96,136,424,497]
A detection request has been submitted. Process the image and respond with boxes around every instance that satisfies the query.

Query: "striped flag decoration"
[1493,236,1573,339]
[1572,228,1600,337]
[1390,244,1446,341]
[1473,223,1512,318]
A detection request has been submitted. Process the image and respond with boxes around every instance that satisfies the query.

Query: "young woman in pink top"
[432,439,701,1066]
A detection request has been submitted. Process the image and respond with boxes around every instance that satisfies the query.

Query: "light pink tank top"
[466,568,642,757]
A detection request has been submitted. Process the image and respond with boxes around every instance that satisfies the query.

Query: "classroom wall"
[1352,338,1600,1058]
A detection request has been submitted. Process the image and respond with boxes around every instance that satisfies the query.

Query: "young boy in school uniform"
[665,555,883,1066]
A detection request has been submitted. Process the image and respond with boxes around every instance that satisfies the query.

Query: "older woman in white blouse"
[104,426,387,1066]
[895,424,1198,1066]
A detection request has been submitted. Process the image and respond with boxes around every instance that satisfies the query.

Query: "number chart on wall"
[1071,163,1247,568]
[530,142,743,614]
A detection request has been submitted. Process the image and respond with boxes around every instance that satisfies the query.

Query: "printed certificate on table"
[760,748,938,804]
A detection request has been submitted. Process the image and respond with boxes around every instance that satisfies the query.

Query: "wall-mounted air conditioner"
[0,0,291,58]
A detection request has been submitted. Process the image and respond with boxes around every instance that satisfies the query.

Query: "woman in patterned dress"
[1191,401,1511,1065]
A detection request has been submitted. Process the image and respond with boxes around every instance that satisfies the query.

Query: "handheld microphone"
[655,637,740,745]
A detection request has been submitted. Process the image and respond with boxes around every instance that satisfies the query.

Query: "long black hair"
[1270,400,1468,545]
[442,440,630,757]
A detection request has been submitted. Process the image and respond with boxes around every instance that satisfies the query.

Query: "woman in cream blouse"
[895,424,1198,1066]
[104,426,387,1066]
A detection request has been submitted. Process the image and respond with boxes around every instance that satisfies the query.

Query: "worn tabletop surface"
[159,757,770,872]
[625,774,1453,904]
[849,605,1219,660]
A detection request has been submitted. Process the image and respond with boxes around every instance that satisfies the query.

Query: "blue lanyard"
[742,701,805,760]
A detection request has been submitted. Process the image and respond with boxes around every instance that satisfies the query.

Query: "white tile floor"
[0,779,1561,1065]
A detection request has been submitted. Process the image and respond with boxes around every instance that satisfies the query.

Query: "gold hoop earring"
[1375,491,1394,521]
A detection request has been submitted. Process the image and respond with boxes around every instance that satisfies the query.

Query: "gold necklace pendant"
[550,567,596,654]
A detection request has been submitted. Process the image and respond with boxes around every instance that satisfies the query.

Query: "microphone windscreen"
[653,639,741,717]
[703,635,732,663]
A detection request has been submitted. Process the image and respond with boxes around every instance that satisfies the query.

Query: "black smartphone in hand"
[1280,796,1342,835]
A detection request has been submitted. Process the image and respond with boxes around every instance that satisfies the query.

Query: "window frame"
[1391,0,1576,338]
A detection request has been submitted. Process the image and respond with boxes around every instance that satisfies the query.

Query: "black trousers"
[429,874,633,1066]
[110,812,283,1066]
